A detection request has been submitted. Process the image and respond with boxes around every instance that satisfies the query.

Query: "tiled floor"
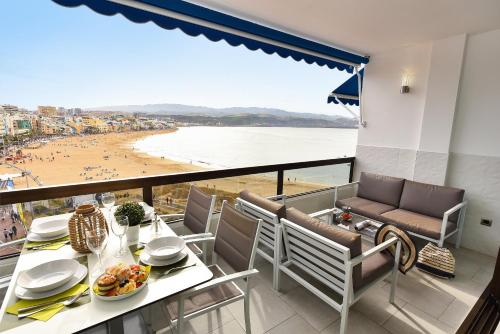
[154,245,495,334]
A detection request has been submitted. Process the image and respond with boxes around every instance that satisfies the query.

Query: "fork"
[28,240,70,251]
[18,291,86,319]
[162,263,196,276]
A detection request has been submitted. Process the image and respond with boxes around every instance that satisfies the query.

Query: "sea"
[133,126,358,186]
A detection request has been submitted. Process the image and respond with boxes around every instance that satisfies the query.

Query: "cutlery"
[162,263,196,276]
[27,240,70,250]
[17,290,89,313]
[18,290,87,319]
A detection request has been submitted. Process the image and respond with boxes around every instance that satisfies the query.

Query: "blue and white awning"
[328,68,364,106]
[52,0,369,72]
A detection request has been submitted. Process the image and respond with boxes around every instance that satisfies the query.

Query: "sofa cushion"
[285,208,363,289]
[399,180,465,222]
[239,190,286,220]
[357,243,394,291]
[336,196,395,221]
[381,209,457,240]
[357,172,405,207]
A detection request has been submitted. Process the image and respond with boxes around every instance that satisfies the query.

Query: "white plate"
[17,259,79,292]
[140,248,188,267]
[31,217,68,238]
[145,236,185,260]
[27,230,69,242]
[93,277,148,302]
[15,263,88,300]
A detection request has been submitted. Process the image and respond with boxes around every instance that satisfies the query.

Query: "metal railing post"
[349,159,355,183]
[143,186,153,206]
[277,170,284,195]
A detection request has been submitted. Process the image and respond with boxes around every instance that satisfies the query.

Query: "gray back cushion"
[357,172,405,207]
[399,180,465,222]
[215,204,259,272]
[239,190,286,220]
[183,185,213,234]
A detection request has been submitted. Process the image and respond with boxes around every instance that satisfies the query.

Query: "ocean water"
[134,126,358,185]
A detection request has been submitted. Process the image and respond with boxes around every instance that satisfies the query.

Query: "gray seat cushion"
[239,190,286,220]
[399,180,465,222]
[358,243,394,291]
[164,265,242,320]
[357,172,405,207]
[336,196,395,221]
[382,209,457,239]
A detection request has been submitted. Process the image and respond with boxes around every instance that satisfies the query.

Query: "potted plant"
[114,202,145,244]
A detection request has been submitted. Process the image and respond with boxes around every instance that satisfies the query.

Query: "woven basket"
[416,243,455,279]
[68,204,108,253]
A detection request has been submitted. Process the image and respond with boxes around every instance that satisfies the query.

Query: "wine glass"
[112,216,129,257]
[101,192,116,224]
[85,226,108,277]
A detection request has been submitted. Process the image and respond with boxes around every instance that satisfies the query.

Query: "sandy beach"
[0,130,321,212]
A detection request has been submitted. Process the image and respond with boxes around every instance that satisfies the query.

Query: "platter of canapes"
[93,263,150,301]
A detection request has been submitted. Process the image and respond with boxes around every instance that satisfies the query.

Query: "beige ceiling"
[191,0,500,57]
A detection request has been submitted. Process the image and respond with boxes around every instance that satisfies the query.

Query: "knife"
[17,290,89,313]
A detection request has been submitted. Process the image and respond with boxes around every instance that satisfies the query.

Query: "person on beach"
[3,229,8,241]
[11,224,17,237]
[8,228,13,241]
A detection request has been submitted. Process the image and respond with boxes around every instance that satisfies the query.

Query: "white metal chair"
[236,190,286,290]
[277,208,401,334]
[160,185,216,261]
[162,201,262,334]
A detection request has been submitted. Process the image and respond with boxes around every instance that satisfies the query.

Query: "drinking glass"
[112,216,129,257]
[85,226,108,277]
[101,192,116,224]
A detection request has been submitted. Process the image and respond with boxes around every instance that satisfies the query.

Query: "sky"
[0,0,353,116]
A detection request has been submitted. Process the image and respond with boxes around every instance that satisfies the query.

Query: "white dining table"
[0,213,213,334]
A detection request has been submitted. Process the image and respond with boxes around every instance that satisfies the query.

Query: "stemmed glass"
[101,192,116,224]
[112,216,129,257]
[85,226,108,277]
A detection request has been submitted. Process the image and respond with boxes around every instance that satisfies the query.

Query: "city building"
[37,105,57,117]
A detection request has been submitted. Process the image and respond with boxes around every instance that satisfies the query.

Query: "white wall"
[358,43,432,150]
[446,28,500,256]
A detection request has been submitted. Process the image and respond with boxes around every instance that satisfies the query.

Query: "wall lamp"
[401,73,411,94]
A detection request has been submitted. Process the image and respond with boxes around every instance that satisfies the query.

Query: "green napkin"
[6,284,88,322]
[25,236,69,250]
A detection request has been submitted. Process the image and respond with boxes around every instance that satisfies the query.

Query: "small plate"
[92,277,149,302]
[17,259,79,292]
[27,230,69,242]
[145,236,185,260]
[140,248,188,267]
[15,263,87,300]
[31,218,68,238]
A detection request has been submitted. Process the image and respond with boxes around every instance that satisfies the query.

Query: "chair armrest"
[444,201,467,216]
[179,233,214,244]
[179,268,259,296]
[310,208,336,219]
[267,194,287,204]
[159,214,185,224]
[336,181,359,190]
[351,237,398,266]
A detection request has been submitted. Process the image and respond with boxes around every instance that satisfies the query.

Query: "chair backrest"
[183,185,216,234]
[282,208,362,294]
[357,172,405,207]
[399,180,465,222]
[214,202,261,272]
[236,190,285,251]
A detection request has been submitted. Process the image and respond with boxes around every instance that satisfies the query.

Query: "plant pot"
[126,225,140,244]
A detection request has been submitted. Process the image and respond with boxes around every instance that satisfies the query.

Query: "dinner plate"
[145,236,185,260]
[17,259,79,293]
[92,277,148,302]
[30,217,68,238]
[15,263,88,300]
[140,248,188,267]
[27,230,69,242]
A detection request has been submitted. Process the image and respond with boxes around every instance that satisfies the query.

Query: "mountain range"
[87,103,358,128]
